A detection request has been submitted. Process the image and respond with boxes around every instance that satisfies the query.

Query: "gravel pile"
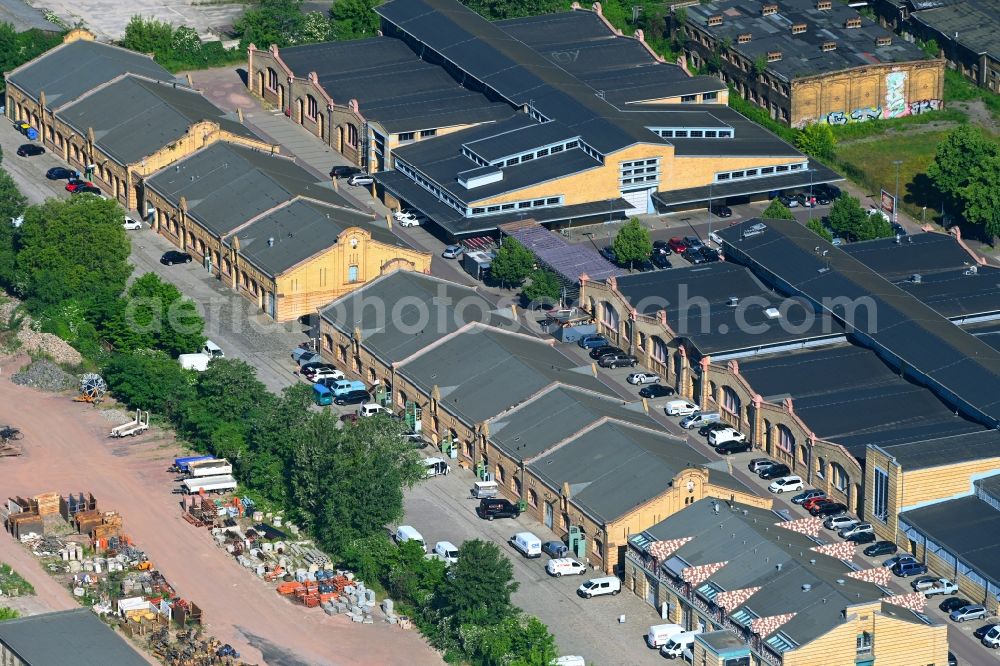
[11,360,77,392]
[16,328,83,366]
[100,409,134,425]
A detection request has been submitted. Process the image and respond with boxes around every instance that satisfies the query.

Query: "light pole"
[707,180,713,241]
[892,159,903,225]
[808,168,814,209]
[922,206,927,226]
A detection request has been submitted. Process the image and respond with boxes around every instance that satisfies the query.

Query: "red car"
[803,496,832,512]
[65,179,95,192]
[667,237,688,254]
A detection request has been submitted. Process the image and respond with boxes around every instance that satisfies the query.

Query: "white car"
[312,368,346,382]
[708,427,746,446]
[627,372,661,385]
[123,217,142,230]
[348,173,374,186]
[824,515,858,531]
[393,210,421,227]
[665,400,699,416]
[768,475,803,494]
[546,558,587,577]
[577,576,621,598]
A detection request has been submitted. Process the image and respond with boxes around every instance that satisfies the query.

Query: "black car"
[759,464,791,480]
[589,345,622,360]
[811,502,848,517]
[330,165,362,178]
[600,246,617,263]
[73,185,102,195]
[683,236,704,251]
[699,422,730,437]
[160,251,193,265]
[46,167,75,180]
[633,259,656,272]
[16,144,44,157]
[682,248,706,264]
[334,389,370,406]
[973,624,998,640]
[652,240,672,256]
[598,353,638,368]
[477,498,520,520]
[947,652,957,666]
[939,597,972,613]
[715,441,752,455]
[711,205,733,218]
[639,384,675,399]
[863,540,898,557]
[846,531,877,544]
[699,247,721,263]
[650,252,672,270]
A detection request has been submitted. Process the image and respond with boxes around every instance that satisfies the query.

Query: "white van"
[358,403,389,418]
[546,558,587,577]
[660,630,701,659]
[665,400,699,417]
[394,525,426,551]
[577,576,621,598]
[679,411,721,429]
[510,532,542,558]
[646,623,685,648]
[433,541,460,564]
[202,340,224,358]
[423,457,450,477]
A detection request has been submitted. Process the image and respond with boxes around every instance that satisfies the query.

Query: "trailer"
[187,459,233,478]
[541,309,596,343]
[171,456,214,473]
[182,475,237,495]
[109,410,150,438]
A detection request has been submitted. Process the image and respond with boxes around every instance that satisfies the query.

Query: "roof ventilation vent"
[802,583,811,591]
[809,559,816,565]
[267,237,275,247]
[964,266,978,276]
[764,307,781,319]
[837,579,846,585]
[910,273,922,284]
[728,297,739,307]
[775,562,782,571]
[895,235,902,244]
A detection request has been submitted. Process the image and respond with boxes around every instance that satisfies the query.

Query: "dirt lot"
[0,355,442,666]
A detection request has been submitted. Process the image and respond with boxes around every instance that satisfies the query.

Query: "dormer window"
[762,4,778,15]
[791,23,807,35]
[708,15,723,26]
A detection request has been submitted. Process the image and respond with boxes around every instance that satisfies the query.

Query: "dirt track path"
[0,356,442,666]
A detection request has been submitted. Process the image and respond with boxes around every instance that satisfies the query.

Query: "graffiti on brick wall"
[884,71,908,118]
[909,99,942,115]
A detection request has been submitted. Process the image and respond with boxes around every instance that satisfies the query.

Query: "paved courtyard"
[25,0,244,41]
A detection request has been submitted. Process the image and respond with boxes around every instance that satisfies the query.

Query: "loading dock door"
[622,188,653,215]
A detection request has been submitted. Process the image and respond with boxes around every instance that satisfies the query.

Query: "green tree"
[436,539,518,626]
[0,607,19,622]
[330,0,380,39]
[521,268,561,305]
[102,350,196,419]
[855,210,894,241]
[120,16,175,58]
[826,194,870,240]
[0,167,26,287]
[959,154,1000,239]
[612,218,653,269]
[794,123,836,160]
[14,197,131,320]
[927,125,1000,202]
[458,0,561,20]
[806,218,832,242]
[0,25,63,93]
[762,198,795,220]
[490,236,534,288]
[234,0,306,48]
[241,382,312,503]
[467,615,558,666]
[104,273,205,356]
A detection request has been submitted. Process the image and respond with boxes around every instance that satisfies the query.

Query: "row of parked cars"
[599,235,722,273]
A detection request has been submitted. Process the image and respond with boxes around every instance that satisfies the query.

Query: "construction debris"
[10,359,77,391]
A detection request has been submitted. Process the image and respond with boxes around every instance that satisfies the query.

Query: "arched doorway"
[256,71,264,94]
[336,126,344,152]
[296,98,303,124]
[276,84,284,111]
[317,112,325,141]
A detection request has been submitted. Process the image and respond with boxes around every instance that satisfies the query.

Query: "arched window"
[831,463,849,492]
[588,296,598,316]
[528,489,538,507]
[347,124,359,147]
[593,538,604,559]
[637,332,646,351]
[601,301,619,329]
[513,476,521,495]
[816,457,826,479]
[307,95,318,119]
[721,386,741,415]
[323,334,333,351]
[651,336,668,363]
[497,465,506,484]
[267,67,278,91]
[777,424,795,453]
[797,445,808,464]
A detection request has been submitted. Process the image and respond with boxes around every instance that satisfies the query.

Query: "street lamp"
[892,160,903,225]
[707,180,713,241]
[808,168,814,208]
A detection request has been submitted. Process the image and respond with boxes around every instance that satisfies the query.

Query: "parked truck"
[187,458,233,478]
[171,455,214,473]
[182,475,237,495]
[179,340,225,372]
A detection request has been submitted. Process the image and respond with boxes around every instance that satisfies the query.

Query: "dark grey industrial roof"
[716,218,1000,429]
[319,271,516,365]
[221,199,394,278]
[902,495,1000,585]
[686,0,929,82]
[975,474,1000,500]
[463,120,576,163]
[0,608,149,666]
[6,38,175,109]
[275,36,512,133]
[498,219,624,284]
[635,500,887,648]
[488,385,655,462]
[910,0,998,60]
[528,420,702,523]
[146,142,355,237]
[696,631,747,655]
[895,266,1000,320]
[397,324,614,425]
[377,168,631,237]
[55,75,260,165]
[874,429,1000,470]
[611,262,845,357]
[653,162,841,207]
[842,231,975,278]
